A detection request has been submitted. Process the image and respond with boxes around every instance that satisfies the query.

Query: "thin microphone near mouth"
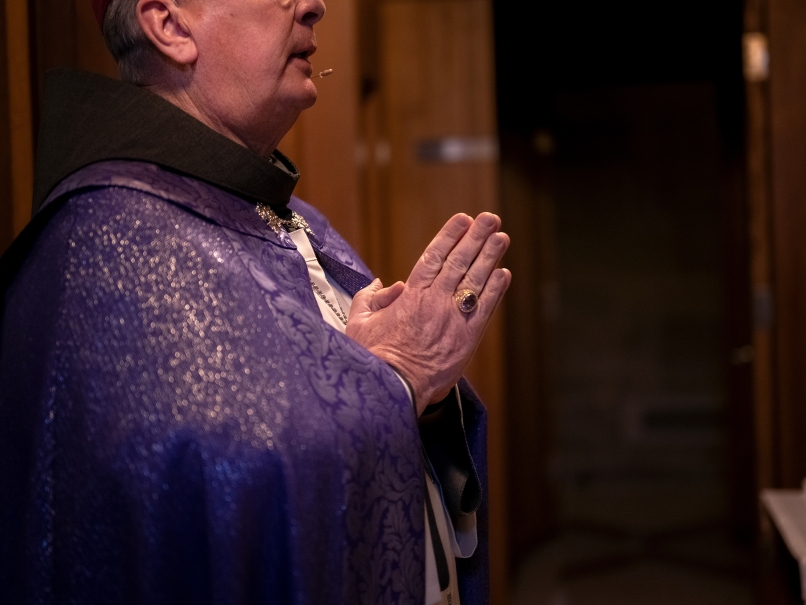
[312,69,334,79]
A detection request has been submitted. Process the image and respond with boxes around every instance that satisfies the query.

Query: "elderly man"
[0,0,511,603]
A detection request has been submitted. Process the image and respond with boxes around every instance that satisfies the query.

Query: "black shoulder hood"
[32,69,300,215]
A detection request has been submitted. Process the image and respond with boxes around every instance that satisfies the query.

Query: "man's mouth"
[291,49,315,61]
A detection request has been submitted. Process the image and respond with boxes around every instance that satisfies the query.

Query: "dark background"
[492,2,762,603]
[494,0,744,141]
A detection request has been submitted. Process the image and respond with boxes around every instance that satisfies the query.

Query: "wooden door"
[369,1,508,600]
[1,0,115,254]
[278,0,364,253]
[744,9,806,596]
[2,0,35,249]
[1,0,14,251]
[745,0,806,499]
[765,0,806,491]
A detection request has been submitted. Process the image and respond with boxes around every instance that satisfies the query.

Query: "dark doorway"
[493,1,754,602]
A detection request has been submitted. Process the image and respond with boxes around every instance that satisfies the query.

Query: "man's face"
[184,0,326,154]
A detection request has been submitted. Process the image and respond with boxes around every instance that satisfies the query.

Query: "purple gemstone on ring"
[457,290,478,313]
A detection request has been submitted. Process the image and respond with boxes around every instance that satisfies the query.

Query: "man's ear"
[136,0,197,66]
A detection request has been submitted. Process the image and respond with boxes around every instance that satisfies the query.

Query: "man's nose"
[297,0,325,26]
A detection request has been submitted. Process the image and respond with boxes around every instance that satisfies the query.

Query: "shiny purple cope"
[0,161,489,605]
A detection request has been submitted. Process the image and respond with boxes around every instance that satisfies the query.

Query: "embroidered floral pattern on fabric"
[22,163,431,604]
[223,222,425,605]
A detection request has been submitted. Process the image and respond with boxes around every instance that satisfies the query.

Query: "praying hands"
[346,212,512,414]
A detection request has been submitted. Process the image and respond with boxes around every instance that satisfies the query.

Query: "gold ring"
[454,288,479,313]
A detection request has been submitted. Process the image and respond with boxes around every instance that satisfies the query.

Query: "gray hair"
[102,0,159,84]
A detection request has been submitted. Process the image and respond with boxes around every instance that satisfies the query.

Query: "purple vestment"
[0,160,489,604]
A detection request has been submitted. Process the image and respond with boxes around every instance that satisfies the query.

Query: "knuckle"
[468,227,487,242]
[489,272,506,289]
[444,255,468,273]
[482,245,499,262]
[420,249,443,269]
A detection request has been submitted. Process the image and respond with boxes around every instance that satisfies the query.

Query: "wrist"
[386,362,418,416]
[370,348,432,414]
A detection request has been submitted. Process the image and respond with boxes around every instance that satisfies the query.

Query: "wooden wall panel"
[768,0,806,489]
[381,0,497,278]
[747,0,806,499]
[744,0,776,505]
[379,1,508,600]
[30,0,75,108]
[279,0,364,255]
[30,0,117,111]
[1,0,12,253]
[72,0,118,78]
[0,0,115,251]
[3,0,34,244]
[499,136,558,562]
[744,0,774,506]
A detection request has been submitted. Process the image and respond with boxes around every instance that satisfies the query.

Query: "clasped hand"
[345,212,511,416]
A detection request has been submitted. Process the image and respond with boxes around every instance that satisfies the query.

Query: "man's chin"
[295,85,319,111]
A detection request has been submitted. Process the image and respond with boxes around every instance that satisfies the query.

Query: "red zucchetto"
[91,0,112,28]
